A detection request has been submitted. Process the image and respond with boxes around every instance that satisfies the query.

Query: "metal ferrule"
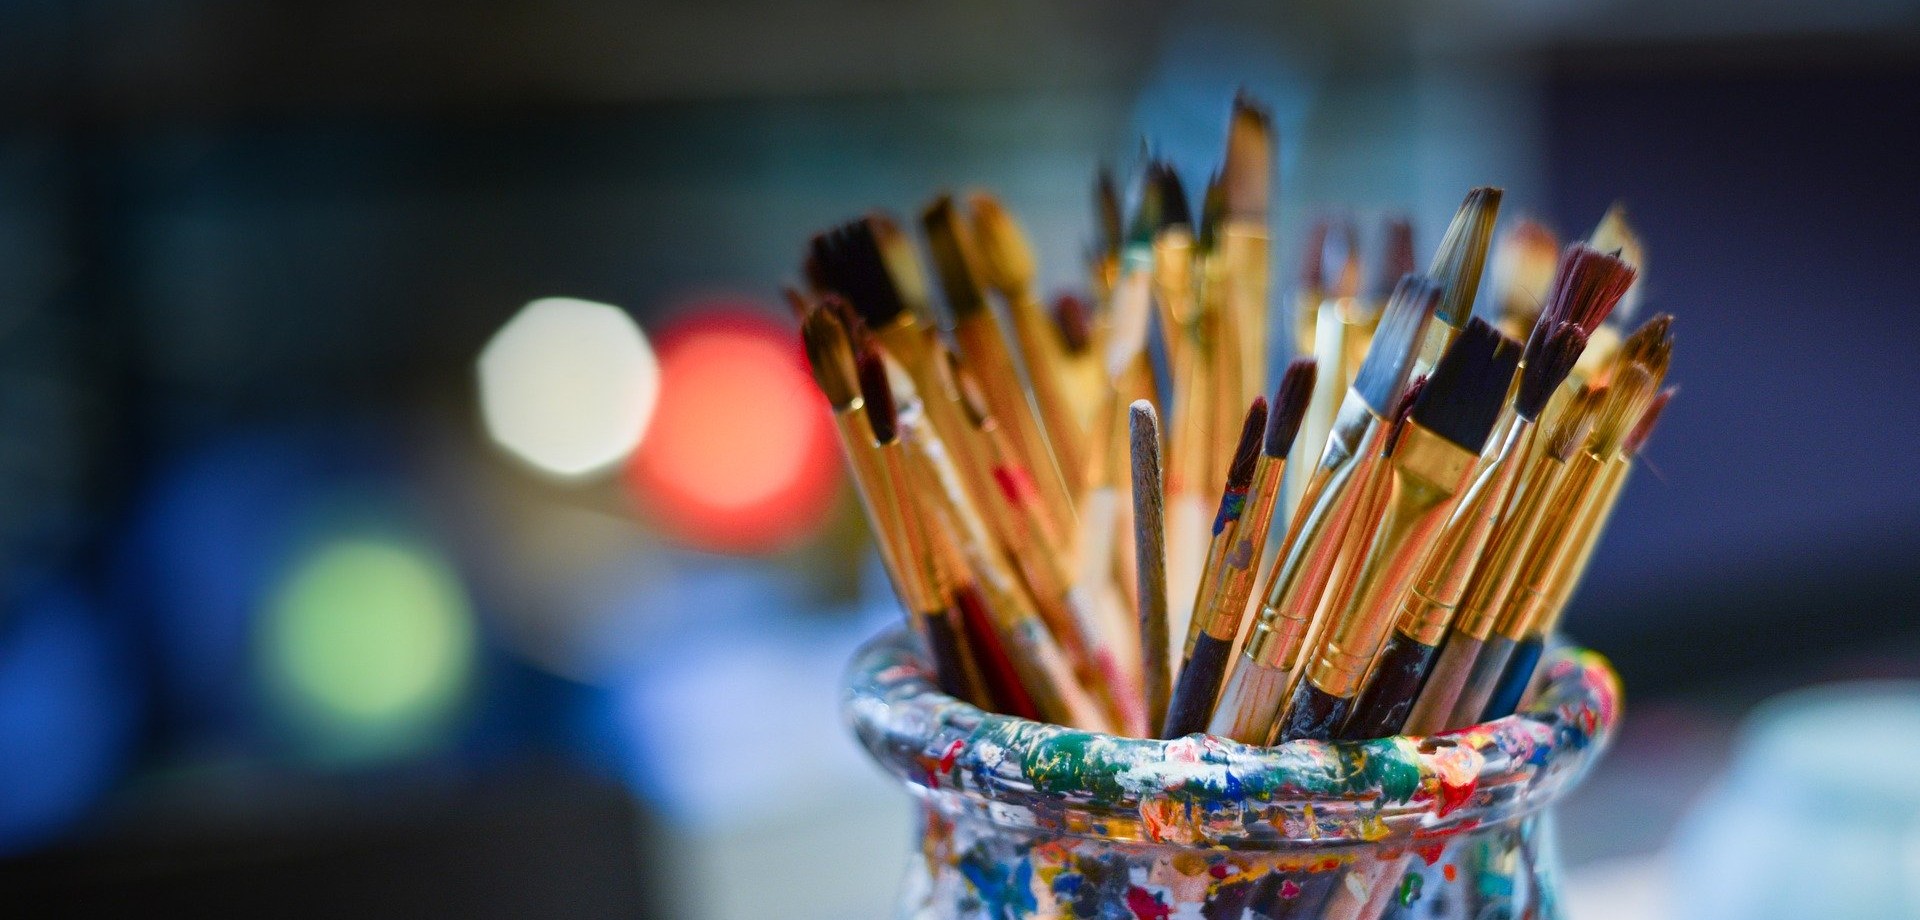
[1453,447,1573,641]
[1394,420,1535,645]
[1496,448,1611,641]
[1305,423,1478,699]
[1199,455,1287,641]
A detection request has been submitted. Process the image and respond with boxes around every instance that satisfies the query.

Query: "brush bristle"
[855,343,898,444]
[1127,160,1165,250]
[1412,318,1522,452]
[1222,91,1274,222]
[1153,162,1191,232]
[806,218,910,330]
[1592,365,1656,456]
[1542,245,1637,335]
[801,303,858,409]
[1547,386,1603,462]
[1352,274,1442,415]
[1264,359,1318,457]
[1516,321,1589,421]
[1097,168,1124,259]
[1614,313,1674,383]
[1053,293,1094,355]
[1225,397,1269,491]
[967,192,1036,292]
[921,195,989,318]
[1427,187,1504,327]
[1369,216,1415,303]
[1626,387,1674,454]
[1589,203,1646,326]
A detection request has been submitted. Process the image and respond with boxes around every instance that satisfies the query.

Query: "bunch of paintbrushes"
[794,93,1674,760]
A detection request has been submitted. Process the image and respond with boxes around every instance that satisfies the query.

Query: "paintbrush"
[1130,400,1172,731]
[1275,320,1518,742]
[1570,204,1648,385]
[1166,360,1314,739]
[1208,278,1437,744]
[1050,293,1105,436]
[1162,396,1267,736]
[1415,188,1503,369]
[923,196,1079,538]
[1221,92,1275,406]
[971,192,1090,496]
[869,345,1114,732]
[1092,167,1125,306]
[1341,247,1616,739]
[1463,364,1656,726]
[1407,384,1601,734]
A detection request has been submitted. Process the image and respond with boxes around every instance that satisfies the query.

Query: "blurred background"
[0,1,1916,917]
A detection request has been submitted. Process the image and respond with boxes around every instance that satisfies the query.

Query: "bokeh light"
[626,308,839,554]
[478,297,661,479]
[261,535,476,764]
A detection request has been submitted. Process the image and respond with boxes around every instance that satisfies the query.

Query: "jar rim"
[844,628,1621,847]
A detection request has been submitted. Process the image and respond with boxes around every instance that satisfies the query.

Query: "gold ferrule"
[1222,227,1270,406]
[1200,455,1287,641]
[1304,424,1477,698]
[1496,449,1610,641]
[1542,456,1632,630]
[1394,421,1535,642]
[1453,445,1572,641]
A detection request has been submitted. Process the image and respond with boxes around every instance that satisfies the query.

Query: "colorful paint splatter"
[847,630,1620,919]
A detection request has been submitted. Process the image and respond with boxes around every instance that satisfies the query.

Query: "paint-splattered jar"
[844,629,1620,919]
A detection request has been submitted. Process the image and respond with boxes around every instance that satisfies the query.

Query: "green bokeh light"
[262,537,476,764]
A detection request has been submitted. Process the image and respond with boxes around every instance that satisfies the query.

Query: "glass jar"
[844,629,1620,920]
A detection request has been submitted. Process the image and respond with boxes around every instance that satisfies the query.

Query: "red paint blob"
[1443,863,1458,882]
[1208,863,1231,880]
[1125,887,1171,920]
[1280,879,1302,899]
[626,308,840,554]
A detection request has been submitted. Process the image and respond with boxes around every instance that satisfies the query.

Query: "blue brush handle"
[1482,634,1546,721]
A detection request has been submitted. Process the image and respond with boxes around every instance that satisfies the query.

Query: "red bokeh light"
[627,307,840,554]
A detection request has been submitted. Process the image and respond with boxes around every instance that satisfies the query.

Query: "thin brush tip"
[1264,359,1317,457]
[1412,318,1522,452]
[1223,93,1274,222]
[1225,397,1269,490]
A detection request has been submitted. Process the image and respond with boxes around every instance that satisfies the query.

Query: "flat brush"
[970,192,1089,496]
[1415,187,1503,369]
[1162,397,1267,736]
[1130,400,1172,731]
[1210,279,1437,744]
[1406,385,1602,735]
[923,196,1079,539]
[1280,319,1518,743]
[1344,299,1598,738]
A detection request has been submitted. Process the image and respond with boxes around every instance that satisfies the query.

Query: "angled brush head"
[806,216,913,331]
[1592,365,1656,456]
[1542,244,1637,335]
[921,194,991,319]
[1589,202,1646,326]
[1225,397,1269,492]
[1097,167,1125,260]
[1053,293,1094,355]
[1516,321,1590,421]
[1613,313,1675,383]
[854,341,898,445]
[1626,387,1674,454]
[967,192,1036,293]
[1352,274,1443,416]
[1152,161,1191,233]
[1368,216,1415,303]
[1265,359,1318,458]
[1412,318,1522,452]
[801,300,858,409]
[1427,186,1504,328]
[1222,91,1274,223]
